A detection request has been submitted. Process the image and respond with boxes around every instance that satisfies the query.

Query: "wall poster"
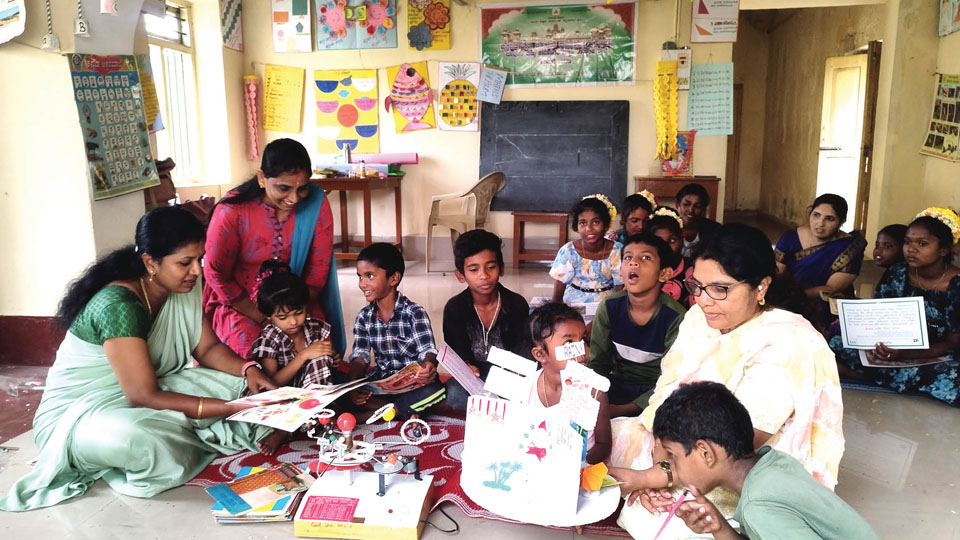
[920,74,960,161]
[940,0,960,37]
[315,0,397,51]
[407,0,450,51]
[68,54,160,200]
[314,69,379,154]
[479,1,635,87]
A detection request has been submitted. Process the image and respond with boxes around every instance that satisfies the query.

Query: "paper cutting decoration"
[220,0,243,51]
[480,2,635,87]
[385,62,435,133]
[273,0,313,52]
[264,64,305,132]
[407,0,450,50]
[315,69,379,154]
[690,0,739,43]
[437,62,479,131]
[661,131,695,176]
[920,74,960,161]
[315,0,397,50]
[68,54,160,200]
[136,54,163,132]
[654,60,679,160]
[0,0,26,45]
[244,75,261,161]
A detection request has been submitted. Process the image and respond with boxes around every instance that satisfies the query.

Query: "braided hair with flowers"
[914,207,960,244]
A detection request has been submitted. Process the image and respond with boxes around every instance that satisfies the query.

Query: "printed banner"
[315,69,379,154]
[264,64,305,132]
[273,0,313,52]
[437,62,480,131]
[479,2,635,87]
[385,62,435,133]
[920,74,960,161]
[688,62,733,136]
[690,0,739,43]
[315,0,397,50]
[407,0,450,50]
[220,0,243,51]
[68,54,160,200]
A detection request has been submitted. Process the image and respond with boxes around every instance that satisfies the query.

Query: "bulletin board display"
[69,53,159,200]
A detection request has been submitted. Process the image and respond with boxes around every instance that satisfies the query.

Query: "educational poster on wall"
[479,2,635,87]
[939,0,960,37]
[220,0,244,51]
[437,62,480,131]
[68,54,160,200]
[385,62,436,132]
[407,0,450,51]
[920,74,960,161]
[273,0,313,52]
[315,0,397,51]
[688,62,733,136]
[0,0,25,45]
[264,64,305,132]
[315,69,379,154]
[690,0,739,43]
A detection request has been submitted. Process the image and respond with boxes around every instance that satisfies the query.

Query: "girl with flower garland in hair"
[606,190,657,244]
[647,207,694,307]
[830,207,960,407]
[551,195,623,304]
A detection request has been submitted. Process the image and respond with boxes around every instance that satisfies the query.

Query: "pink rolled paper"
[349,152,418,164]
[244,76,260,162]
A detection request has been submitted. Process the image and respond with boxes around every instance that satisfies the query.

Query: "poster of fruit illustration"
[314,0,397,50]
[407,0,450,51]
[479,1,635,87]
[315,69,379,154]
[385,62,436,133]
[437,62,480,131]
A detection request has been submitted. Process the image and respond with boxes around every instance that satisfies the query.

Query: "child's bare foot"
[257,430,289,455]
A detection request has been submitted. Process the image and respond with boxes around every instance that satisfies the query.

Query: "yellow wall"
[239,0,732,243]
[757,3,885,226]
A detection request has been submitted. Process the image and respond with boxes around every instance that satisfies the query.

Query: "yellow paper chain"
[654,61,679,161]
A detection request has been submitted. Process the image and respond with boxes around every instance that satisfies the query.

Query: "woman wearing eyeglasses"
[608,224,845,540]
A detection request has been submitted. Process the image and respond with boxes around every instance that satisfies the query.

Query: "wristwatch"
[658,460,674,489]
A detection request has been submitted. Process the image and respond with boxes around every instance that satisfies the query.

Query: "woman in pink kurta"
[203,139,337,359]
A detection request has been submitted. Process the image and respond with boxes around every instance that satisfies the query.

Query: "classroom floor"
[1,258,958,539]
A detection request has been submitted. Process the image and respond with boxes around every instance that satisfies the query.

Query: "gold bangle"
[197,397,204,419]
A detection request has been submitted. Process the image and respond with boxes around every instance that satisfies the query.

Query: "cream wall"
[238,0,732,243]
[730,15,768,211]
[757,3,885,226]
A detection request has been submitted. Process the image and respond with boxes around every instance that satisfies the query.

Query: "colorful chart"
[315,0,397,50]
[273,0,313,52]
[385,62,435,133]
[407,0,450,51]
[315,69,379,154]
[437,62,479,132]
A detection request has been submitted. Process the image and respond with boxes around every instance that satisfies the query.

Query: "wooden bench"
[512,211,568,268]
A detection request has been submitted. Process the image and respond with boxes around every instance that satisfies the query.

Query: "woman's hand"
[245,368,277,393]
[609,467,644,504]
[871,342,902,363]
[639,488,676,515]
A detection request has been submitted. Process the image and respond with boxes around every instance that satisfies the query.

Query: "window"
[146,2,202,185]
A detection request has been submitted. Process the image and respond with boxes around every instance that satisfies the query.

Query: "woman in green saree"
[1,207,277,512]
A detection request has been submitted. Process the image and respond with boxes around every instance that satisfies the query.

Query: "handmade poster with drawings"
[220,0,244,51]
[68,54,160,200]
[407,0,450,51]
[437,62,480,131]
[920,74,960,162]
[273,0,313,52]
[314,69,379,154]
[385,62,436,132]
[558,361,610,432]
[314,0,397,50]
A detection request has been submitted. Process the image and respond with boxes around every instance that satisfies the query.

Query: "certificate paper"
[837,297,929,349]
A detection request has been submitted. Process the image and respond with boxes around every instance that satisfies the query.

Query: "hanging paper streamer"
[220,0,244,51]
[407,0,450,51]
[244,75,261,161]
[263,64,305,132]
[273,0,313,52]
[315,69,379,154]
[654,60,679,161]
[437,62,480,132]
[385,62,435,133]
[136,54,162,132]
[315,0,397,50]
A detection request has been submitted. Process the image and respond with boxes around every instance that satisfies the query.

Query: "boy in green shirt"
[647,381,880,540]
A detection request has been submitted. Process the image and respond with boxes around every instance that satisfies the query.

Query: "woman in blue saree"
[775,193,867,299]
[1,207,276,512]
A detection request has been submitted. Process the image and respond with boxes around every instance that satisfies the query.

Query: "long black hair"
[55,207,206,329]
[216,138,312,207]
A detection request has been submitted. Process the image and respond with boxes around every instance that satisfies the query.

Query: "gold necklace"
[139,277,153,315]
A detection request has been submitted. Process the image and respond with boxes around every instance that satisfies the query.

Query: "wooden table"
[633,176,721,220]
[512,211,569,268]
[312,176,403,261]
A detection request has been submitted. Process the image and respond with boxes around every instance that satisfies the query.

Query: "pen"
[652,488,690,540]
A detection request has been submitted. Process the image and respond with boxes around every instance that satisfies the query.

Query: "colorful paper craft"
[407,0,450,51]
[315,69,379,154]
[220,0,244,51]
[437,62,480,131]
[654,60,679,160]
[385,62,436,133]
[315,0,397,50]
[273,0,313,52]
[264,64,305,132]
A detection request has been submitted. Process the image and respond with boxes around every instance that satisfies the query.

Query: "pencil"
[652,488,690,540]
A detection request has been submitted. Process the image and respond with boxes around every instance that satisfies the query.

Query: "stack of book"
[205,463,313,524]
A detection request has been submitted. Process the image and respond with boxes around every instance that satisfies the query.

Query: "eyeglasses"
[683,279,747,301]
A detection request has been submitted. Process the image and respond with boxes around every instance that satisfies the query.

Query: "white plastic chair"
[425,172,507,272]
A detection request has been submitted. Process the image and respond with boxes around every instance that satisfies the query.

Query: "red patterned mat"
[187,412,627,536]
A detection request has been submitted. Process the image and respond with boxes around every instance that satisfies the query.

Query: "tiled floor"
[2,254,959,538]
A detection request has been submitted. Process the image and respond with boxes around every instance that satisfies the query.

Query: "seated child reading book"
[526,302,611,465]
[589,232,686,417]
[443,230,533,409]
[645,381,880,540]
[348,243,445,418]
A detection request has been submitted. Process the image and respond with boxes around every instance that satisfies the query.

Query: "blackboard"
[480,101,629,213]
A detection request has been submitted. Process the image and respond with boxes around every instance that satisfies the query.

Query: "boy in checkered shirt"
[348,243,445,419]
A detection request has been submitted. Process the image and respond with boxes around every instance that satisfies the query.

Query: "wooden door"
[852,41,881,233]
[725,84,743,214]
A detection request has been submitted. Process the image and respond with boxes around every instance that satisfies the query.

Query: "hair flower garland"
[915,207,960,244]
[583,194,617,222]
[637,189,657,209]
[653,206,684,229]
